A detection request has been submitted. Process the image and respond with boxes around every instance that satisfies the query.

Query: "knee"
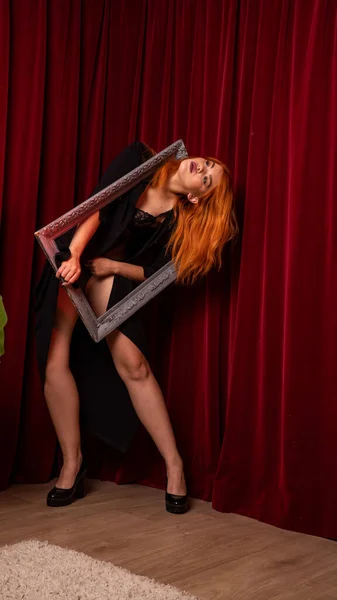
[116,356,151,384]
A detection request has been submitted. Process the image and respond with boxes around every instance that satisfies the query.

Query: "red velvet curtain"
[1,0,336,539]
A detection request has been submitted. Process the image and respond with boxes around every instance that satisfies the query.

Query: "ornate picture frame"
[35,140,188,342]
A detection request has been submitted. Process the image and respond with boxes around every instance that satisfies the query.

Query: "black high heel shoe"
[47,460,87,507]
[165,477,189,514]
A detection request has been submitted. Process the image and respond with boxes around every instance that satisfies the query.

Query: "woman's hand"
[56,255,81,287]
[87,259,145,282]
[86,258,119,278]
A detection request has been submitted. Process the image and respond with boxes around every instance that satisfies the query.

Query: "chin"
[180,159,190,172]
[178,161,197,192]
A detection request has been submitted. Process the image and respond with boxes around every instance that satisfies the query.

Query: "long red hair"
[151,157,238,284]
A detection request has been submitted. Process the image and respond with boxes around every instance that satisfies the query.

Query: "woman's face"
[171,158,223,197]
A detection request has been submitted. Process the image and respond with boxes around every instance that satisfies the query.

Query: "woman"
[35,140,237,513]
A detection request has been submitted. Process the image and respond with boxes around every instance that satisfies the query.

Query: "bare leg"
[87,275,186,496]
[110,332,186,495]
[44,287,82,488]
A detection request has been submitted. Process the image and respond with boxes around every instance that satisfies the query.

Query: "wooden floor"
[0,479,336,600]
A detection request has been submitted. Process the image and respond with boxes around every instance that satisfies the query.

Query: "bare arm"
[69,212,100,258]
[113,262,145,282]
[88,258,145,283]
[56,212,100,286]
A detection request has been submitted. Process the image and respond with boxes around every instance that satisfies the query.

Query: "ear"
[187,192,199,204]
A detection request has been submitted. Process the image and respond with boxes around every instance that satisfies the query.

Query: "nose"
[197,161,206,174]
[198,160,211,174]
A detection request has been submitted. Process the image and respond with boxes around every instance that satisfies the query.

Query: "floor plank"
[0,480,336,599]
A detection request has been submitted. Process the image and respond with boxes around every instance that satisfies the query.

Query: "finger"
[61,272,77,286]
[62,267,74,280]
[67,273,80,285]
[57,270,69,283]
[57,265,69,278]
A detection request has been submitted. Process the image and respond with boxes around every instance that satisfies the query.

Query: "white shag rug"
[0,540,197,600]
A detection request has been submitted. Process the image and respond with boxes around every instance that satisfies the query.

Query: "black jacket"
[35,140,174,452]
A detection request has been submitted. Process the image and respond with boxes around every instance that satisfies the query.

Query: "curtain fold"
[0,0,47,486]
[0,0,336,538]
[212,0,337,538]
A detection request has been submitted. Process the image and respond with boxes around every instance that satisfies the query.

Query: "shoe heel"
[75,473,86,499]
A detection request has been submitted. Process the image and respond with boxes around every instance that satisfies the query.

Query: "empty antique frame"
[35,140,188,342]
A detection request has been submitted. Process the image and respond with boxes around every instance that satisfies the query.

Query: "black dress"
[35,141,174,452]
